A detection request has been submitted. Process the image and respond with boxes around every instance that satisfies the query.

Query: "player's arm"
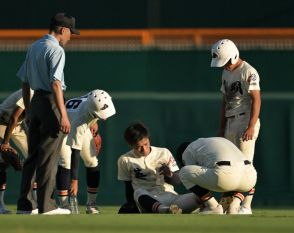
[0,106,24,151]
[159,164,181,185]
[243,90,261,141]
[164,172,182,185]
[218,95,226,137]
[70,148,80,196]
[51,80,70,134]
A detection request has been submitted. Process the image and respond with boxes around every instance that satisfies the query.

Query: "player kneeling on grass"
[176,137,257,215]
[56,89,115,214]
[117,122,198,214]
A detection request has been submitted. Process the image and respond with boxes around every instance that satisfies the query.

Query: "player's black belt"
[216,160,251,166]
[226,112,246,119]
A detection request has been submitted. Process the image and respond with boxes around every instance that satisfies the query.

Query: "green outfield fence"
[1,50,294,207]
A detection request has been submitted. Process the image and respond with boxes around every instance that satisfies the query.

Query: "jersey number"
[66,99,83,110]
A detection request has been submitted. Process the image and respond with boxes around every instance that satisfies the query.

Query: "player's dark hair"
[49,25,62,34]
[175,142,191,168]
[124,122,150,146]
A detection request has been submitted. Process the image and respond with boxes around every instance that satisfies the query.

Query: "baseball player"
[211,39,261,214]
[0,89,35,214]
[176,137,257,215]
[117,122,198,214]
[56,89,116,214]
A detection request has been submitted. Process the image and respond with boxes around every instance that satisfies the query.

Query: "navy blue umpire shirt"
[17,34,66,92]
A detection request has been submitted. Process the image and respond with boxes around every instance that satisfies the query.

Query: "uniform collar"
[44,34,59,46]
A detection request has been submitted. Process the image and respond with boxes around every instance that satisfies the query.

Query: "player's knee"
[58,158,71,170]
[179,166,192,187]
[133,188,149,202]
[83,159,98,168]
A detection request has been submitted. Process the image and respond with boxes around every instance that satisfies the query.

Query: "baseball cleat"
[16,208,39,215]
[199,204,223,215]
[169,204,182,214]
[42,207,71,215]
[238,206,252,215]
[86,203,100,214]
[226,205,240,215]
[0,206,11,214]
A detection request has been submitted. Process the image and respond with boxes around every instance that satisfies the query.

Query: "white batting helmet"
[86,89,116,120]
[210,39,239,67]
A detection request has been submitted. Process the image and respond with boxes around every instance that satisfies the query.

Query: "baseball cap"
[50,13,80,35]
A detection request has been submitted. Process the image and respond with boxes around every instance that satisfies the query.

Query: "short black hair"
[175,142,191,168]
[49,25,62,34]
[124,122,149,146]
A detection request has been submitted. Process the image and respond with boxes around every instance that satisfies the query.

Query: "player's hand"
[90,122,99,137]
[60,115,71,134]
[0,143,11,152]
[70,179,78,196]
[158,164,173,178]
[93,134,102,155]
[242,126,255,141]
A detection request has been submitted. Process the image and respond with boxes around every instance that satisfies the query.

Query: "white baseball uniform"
[0,89,34,160]
[221,61,261,161]
[179,137,257,193]
[59,94,98,169]
[118,146,198,213]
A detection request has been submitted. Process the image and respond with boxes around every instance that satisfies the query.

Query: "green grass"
[1,206,294,233]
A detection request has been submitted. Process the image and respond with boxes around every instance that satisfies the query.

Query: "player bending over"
[176,137,257,214]
[56,89,115,214]
[0,89,36,214]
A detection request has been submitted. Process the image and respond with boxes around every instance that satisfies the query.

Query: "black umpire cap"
[50,13,80,35]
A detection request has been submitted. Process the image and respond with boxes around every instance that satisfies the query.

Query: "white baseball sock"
[242,195,253,209]
[205,197,219,209]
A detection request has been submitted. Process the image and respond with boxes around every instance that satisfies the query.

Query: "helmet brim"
[96,104,116,120]
[211,58,229,67]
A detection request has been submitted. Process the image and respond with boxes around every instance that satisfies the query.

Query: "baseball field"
[1,206,294,233]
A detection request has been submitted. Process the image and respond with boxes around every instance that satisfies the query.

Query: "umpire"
[16,13,79,214]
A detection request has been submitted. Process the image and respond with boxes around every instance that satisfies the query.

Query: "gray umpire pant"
[17,90,64,213]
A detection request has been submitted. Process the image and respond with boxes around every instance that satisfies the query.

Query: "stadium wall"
[1,50,294,207]
[0,1,294,28]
